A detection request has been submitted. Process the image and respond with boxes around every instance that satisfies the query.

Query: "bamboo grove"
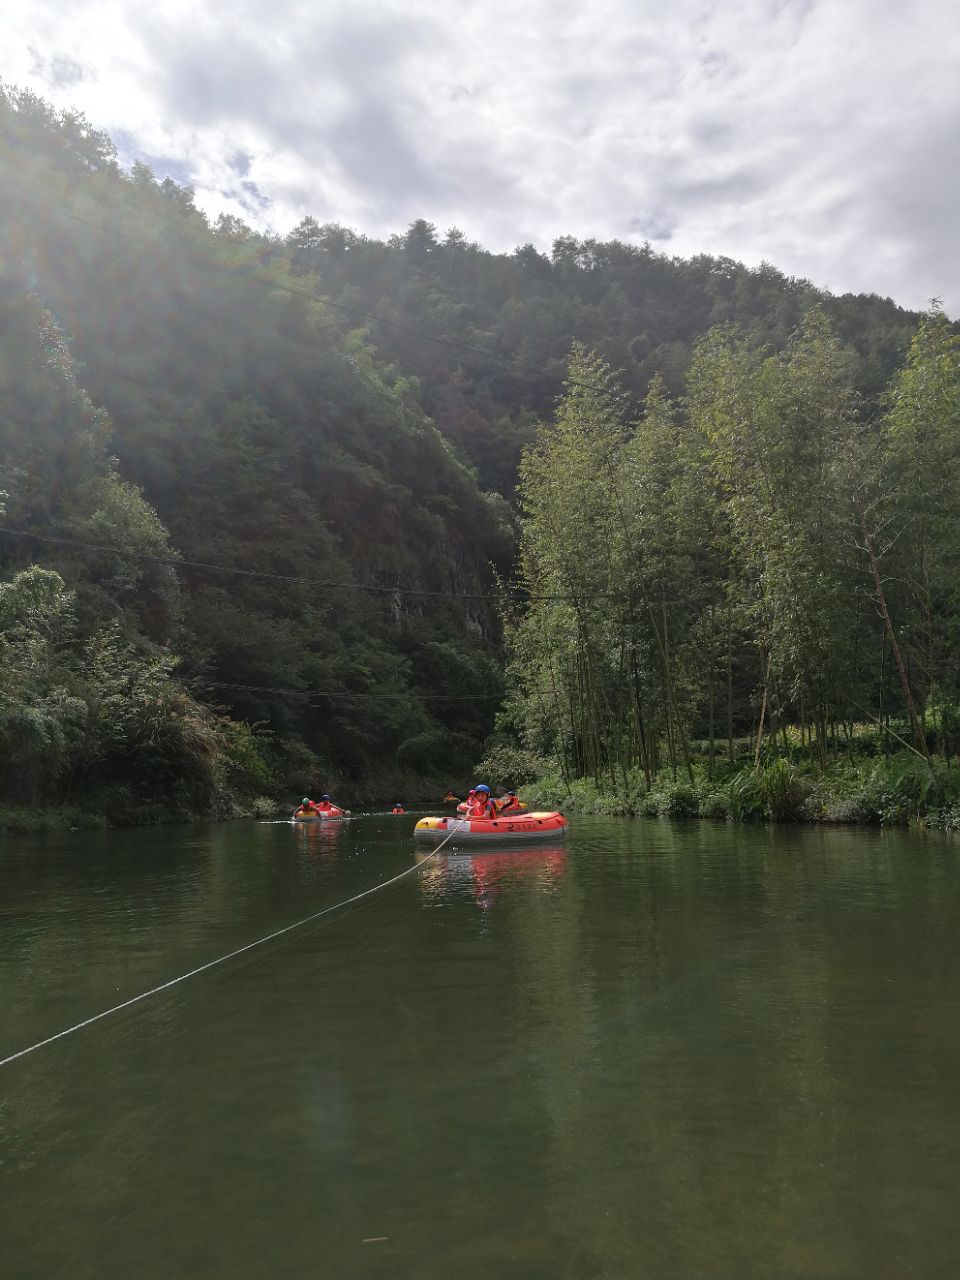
[506,308,960,789]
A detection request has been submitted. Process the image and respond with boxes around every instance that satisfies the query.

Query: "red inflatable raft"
[293,806,346,822]
[414,811,567,845]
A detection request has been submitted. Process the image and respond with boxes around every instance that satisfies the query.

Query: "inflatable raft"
[414,811,567,845]
[293,808,347,822]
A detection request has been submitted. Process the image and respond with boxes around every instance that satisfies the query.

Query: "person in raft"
[391,803,405,814]
[315,794,344,816]
[466,785,497,818]
[443,791,459,803]
[498,789,522,814]
[295,796,318,817]
[457,788,477,813]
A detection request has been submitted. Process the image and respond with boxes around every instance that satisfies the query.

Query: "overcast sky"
[6,0,959,313]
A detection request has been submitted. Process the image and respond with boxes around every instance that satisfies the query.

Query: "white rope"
[0,819,468,1070]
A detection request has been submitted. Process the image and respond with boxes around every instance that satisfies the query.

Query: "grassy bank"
[519,752,960,831]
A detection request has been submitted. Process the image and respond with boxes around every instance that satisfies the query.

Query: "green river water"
[2,814,959,1279]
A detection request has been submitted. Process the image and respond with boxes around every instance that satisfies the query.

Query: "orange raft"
[414,811,567,845]
[293,807,346,822]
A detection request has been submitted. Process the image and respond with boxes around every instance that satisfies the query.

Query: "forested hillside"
[0,87,509,820]
[0,84,950,826]
[278,218,921,496]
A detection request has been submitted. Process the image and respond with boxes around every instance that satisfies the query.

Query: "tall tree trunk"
[707,604,716,781]
[754,648,772,771]
[727,603,735,763]
[858,509,931,762]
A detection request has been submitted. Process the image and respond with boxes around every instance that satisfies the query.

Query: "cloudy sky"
[6,0,959,312]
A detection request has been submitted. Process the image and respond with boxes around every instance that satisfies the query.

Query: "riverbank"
[9,754,958,836]
[0,771,468,836]
[0,795,284,837]
[521,752,960,831]
[0,805,110,836]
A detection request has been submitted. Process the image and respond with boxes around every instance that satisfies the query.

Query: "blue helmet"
[321,794,330,800]
[475,784,491,793]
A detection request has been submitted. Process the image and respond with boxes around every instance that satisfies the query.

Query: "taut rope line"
[0,821,468,1070]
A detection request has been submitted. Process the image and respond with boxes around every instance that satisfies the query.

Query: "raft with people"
[456,788,528,815]
[415,811,568,845]
[292,795,348,821]
[415,783,566,845]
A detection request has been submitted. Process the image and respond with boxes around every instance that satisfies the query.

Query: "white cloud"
[4,0,959,311]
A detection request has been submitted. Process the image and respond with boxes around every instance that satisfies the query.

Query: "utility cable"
[0,818,469,1071]
[0,525,647,603]
[189,678,502,703]
[0,525,505,599]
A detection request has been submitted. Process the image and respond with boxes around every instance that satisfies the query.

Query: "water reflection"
[294,819,346,856]
[416,845,567,909]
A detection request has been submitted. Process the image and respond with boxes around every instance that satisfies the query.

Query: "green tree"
[0,567,86,802]
[881,306,960,751]
[689,310,860,764]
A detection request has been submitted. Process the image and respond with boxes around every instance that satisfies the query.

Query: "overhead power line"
[190,678,502,703]
[0,525,644,603]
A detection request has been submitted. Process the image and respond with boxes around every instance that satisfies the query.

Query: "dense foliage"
[0,86,507,816]
[1,84,954,824]
[496,310,960,823]
[277,217,920,499]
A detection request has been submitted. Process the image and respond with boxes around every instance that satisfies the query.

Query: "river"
[2,814,959,1279]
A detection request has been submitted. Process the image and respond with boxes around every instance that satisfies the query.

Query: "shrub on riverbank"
[521,752,960,830]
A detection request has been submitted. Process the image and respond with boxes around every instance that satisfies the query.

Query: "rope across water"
[0,819,468,1070]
